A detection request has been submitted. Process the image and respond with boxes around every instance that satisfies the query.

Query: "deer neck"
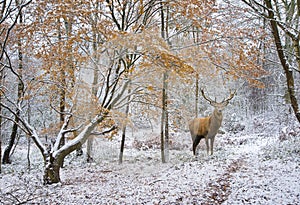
[210,109,223,130]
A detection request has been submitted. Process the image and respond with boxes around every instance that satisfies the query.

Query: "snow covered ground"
[1,124,300,204]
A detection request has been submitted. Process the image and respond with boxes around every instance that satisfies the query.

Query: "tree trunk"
[86,137,94,162]
[160,1,169,163]
[160,113,166,163]
[57,17,66,167]
[2,119,18,164]
[42,115,104,184]
[2,6,23,164]
[43,154,63,185]
[86,10,100,163]
[195,73,199,117]
[0,116,1,172]
[27,93,31,171]
[265,0,300,123]
[119,86,131,164]
[0,68,2,173]
[0,129,1,173]
[0,58,3,172]
[119,126,126,164]
[160,71,168,163]
[27,137,31,171]
[164,72,169,163]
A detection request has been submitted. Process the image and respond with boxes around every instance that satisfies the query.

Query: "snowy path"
[222,135,300,204]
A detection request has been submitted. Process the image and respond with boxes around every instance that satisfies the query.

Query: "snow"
[1,125,300,204]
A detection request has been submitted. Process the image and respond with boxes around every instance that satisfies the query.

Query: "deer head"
[201,89,236,114]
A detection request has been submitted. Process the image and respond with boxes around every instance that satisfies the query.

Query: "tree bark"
[117,54,136,164]
[2,120,19,164]
[57,17,66,167]
[0,0,4,174]
[195,73,199,117]
[86,14,99,163]
[0,105,1,171]
[86,137,94,163]
[119,86,131,164]
[43,154,63,184]
[27,136,31,171]
[119,128,126,164]
[160,71,168,163]
[0,125,1,172]
[164,71,169,163]
[160,1,170,163]
[160,0,165,163]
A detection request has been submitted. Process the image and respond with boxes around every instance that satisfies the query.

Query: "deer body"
[189,89,235,156]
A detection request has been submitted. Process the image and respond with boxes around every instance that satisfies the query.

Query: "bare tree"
[241,0,300,123]
[2,0,26,164]
[0,0,32,172]
[0,1,133,183]
[0,53,132,184]
[105,0,160,163]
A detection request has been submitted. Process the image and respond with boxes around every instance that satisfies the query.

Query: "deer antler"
[201,89,217,104]
[221,90,236,103]
[201,89,236,104]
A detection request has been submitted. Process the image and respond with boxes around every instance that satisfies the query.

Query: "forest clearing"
[1,117,300,204]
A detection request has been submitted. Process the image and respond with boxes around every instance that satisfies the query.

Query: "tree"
[2,9,23,164]
[0,0,32,172]
[104,0,161,163]
[0,0,120,184]
[118,84,131,164]
[241,0,300,123]
[1,0,31,164]
[0,45,132,184]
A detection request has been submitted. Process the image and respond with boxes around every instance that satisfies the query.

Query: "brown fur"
[189,109,223,156]
[189,117,210,142]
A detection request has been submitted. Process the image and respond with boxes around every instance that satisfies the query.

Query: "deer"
[189,89,236,156]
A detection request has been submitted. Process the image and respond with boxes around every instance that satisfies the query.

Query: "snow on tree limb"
[53,114,105,159]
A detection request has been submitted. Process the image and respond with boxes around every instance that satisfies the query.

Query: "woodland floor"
[1,125,300,204]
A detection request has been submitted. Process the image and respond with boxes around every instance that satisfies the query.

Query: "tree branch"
[90,125,117,136]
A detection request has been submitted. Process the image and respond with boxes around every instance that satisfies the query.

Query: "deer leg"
[205,137,209,155]
[193,135,203,155]
[210,136,215,155]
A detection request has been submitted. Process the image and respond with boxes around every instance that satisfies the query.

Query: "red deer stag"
[189,89,235,156]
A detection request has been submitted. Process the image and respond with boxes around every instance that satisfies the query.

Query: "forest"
[0,0,300,204]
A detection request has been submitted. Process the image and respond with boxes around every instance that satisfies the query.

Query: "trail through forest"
[1,128,299,204]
